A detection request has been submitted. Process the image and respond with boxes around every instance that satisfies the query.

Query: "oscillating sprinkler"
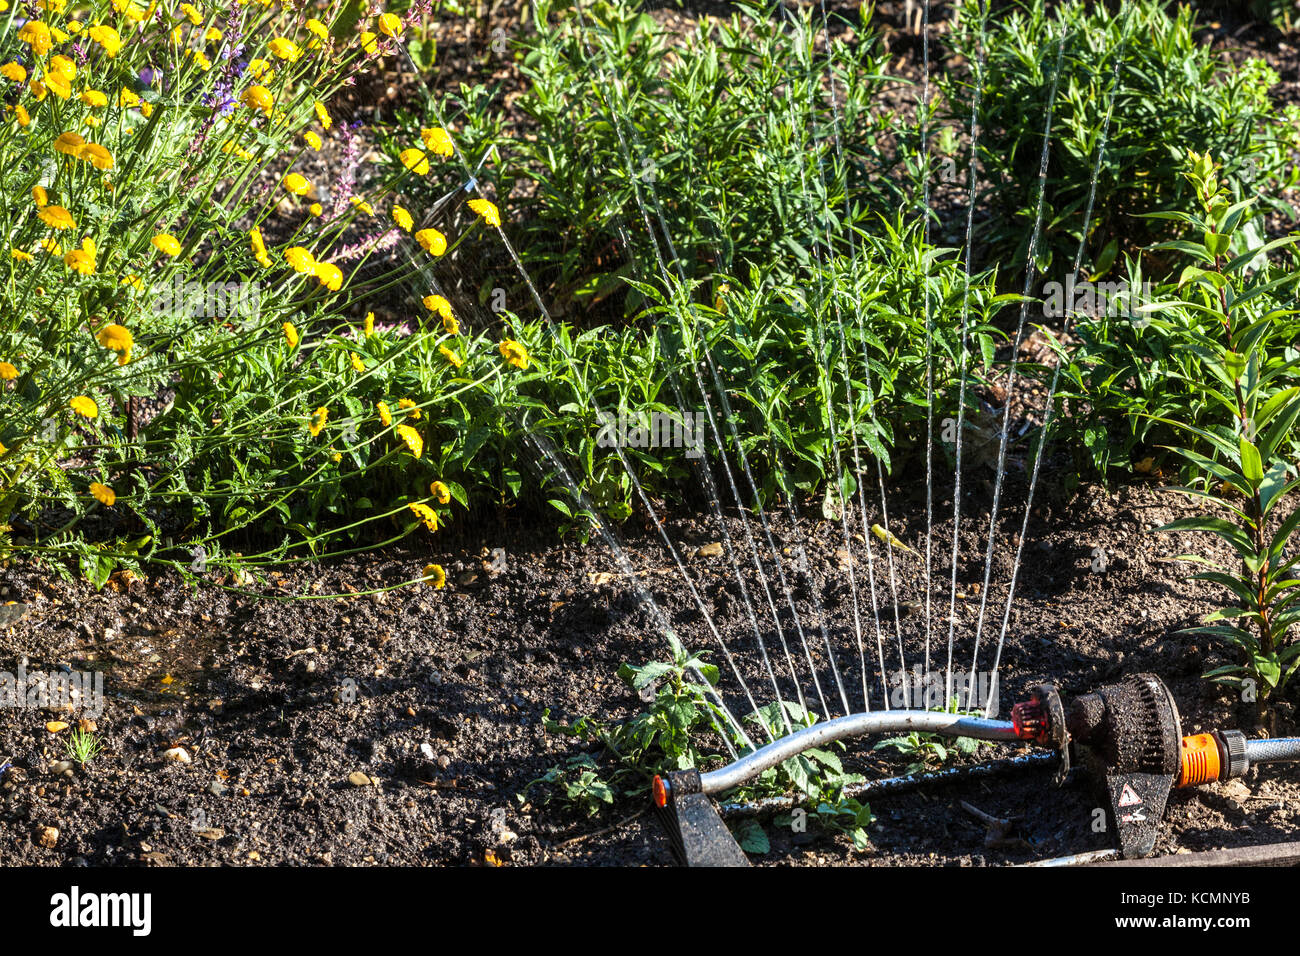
[652,673,1300,866]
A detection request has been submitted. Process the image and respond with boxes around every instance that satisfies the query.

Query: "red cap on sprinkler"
[652,775,668,808]
[1011,697,1049,743]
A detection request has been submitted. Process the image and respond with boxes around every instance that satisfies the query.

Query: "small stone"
[195,828,225,841]
[1221,779,1251,803]
[77,718,96,733]
[697,542,723,558]
[419,742,436,760]
[45,721,69,733]
[36,825,58,848]
[162,747,191,764]
[437,755,450,769]
[50,761,75,776]
[348,771,372,787]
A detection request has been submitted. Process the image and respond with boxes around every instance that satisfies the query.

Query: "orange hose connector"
[1177,733,1222,787]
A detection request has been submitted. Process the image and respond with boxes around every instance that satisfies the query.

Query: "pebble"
[45,721,69,733]
[35,825,58,848]
[419,743,435,760]
[77,719,96,733]
[50,761,75,777]
[348,771,373,787]
[697,542,723,558]
[162,747,192,764]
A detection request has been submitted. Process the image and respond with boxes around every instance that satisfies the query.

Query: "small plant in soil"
[65,728,105,767]
[1152,151,1300,722]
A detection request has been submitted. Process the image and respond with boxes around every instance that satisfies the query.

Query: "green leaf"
[1239,438,1263,486]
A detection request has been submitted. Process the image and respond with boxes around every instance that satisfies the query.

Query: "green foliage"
[942,0,1300,281]
[507,0,911,320]
[1152,152,1300,709]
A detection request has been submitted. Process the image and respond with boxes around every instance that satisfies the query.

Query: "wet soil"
[2,458,1297,866]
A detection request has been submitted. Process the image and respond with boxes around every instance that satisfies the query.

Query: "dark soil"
[2,459,1298,866]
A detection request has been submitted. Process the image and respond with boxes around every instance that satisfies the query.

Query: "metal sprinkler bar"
[651,673,1300,866]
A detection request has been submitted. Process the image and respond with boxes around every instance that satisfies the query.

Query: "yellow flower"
[399,148,429,175]
[18,22,53,56]
[96,322,132,354]
[282,322,299,347]
[89,24,122,56]
[40,238,62,255]
[314,100,331,130]
[423,294,451,319]
[359,31,378,54]
[350,352,365,373]
[391,205,413,231]
[408,502,439,531]
[78,143,114,170]
[314,262,343,291]
[398,397,421,420]
[248,59,272,79]
[80,89,108,108]
[39,206,76,230]
[204,26,222,42]
[90,482,116,506]
[11,249,33,263]
[65,238,96,275]
[0,361,17,379]
[306,18,328,40]
[396,424,423,458]
[250,226,267,259]
[118,87,139,107]
[304,130,322,150]
[283,172,310,196]
[430,481,451,504]
[499,339,530,370]
[439,345,462,369]
[415,228,446,256]
[11,105,30,127]
[54,131,86,156]
[309,203,322,217]
[32,186,48,207]
[49,55,76,81]
[364,312,375,336]
[1,62,26,83]
[423,563,446,589]
[349,196,374,216]
[140,102,153,118]
[70,395,98,419]
[307,406,329,437]
[43,72,72,100]
[151,233,181,256]
[468,198,501,228]
[241,84,273,116]
[285,247,316,274]
[377,401,392,426]
[377,12,403,36]
[179,2,202,24]
[420,127,454,158]
[189,49,211,71]
[269,37,301,61]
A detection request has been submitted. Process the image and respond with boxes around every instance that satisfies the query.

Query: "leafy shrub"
[1151,153,1300,714]
[941,0,1300,281]
[500,0,912,320]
